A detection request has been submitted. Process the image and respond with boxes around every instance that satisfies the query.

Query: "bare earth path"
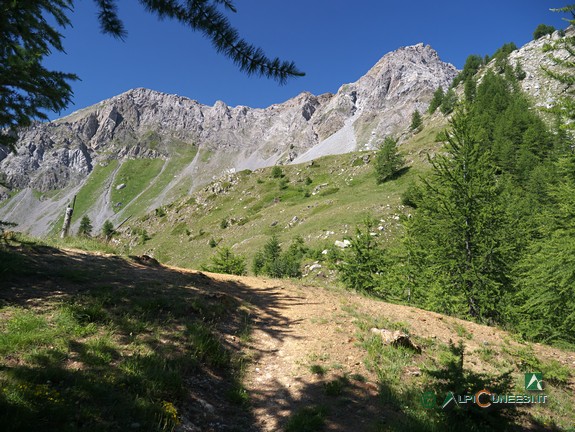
[3,246,573,431]
[202,272,575,431]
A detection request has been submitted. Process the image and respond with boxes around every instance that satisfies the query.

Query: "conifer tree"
[428,87,444,114]
[464,77,477,103]
[77,215,93,237]
[542,6,575,135]
[405,109,512,321]
[102,220,115,241]
[0,0,77,150]
[452,54,483,88]
[204,246,247,275]
[374,137,404,184]
[440,88,458,115]
[533,23,556,40]
[410,110,423,132]
[338,219,387,293]
[514,155,575,344]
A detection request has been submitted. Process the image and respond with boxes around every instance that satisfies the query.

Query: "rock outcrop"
[0,44,457,193]
[0,43,458,234]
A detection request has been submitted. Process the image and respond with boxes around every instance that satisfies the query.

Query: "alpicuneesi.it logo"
[421,373,547,409]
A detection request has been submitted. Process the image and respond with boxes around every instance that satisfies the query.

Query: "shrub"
[252,235,305,278]
[271,166,283,178]
[533,23,556,40]
[203,247,247,275]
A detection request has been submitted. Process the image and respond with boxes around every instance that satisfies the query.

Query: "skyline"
[45,1,569,119]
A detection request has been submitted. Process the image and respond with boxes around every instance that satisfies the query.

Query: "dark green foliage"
[490,42,517,63]
[208,237,218,248]
[252,235,305,278]
[1,0,303,152]
[428,86,444,114]
[440,88,458,115]
[401,182,422,209]
[464,77,477,103]
[220,218,229,229]
[452,54,484,88]
[338,219,387,294]
[514,62,526,80]
[77,215,93,237]
[405,109,512,321]
[305,176,313,185]
[533,23,556,40]
[374,137,404,184]
[203,247,247,275]
[102,220,115,240]
[410,110,423,132]
[94,0,304,83]
[513,156,575,345]
[474,72,553,182]
[490,42,517,74]
[133,227,151,244]
[271,166,284,178]
[0,0,77,150]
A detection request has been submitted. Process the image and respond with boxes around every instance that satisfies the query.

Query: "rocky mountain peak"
[364,43,449,79]
[1,42,461,235]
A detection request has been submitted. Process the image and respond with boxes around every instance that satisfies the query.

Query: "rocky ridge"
[0,43,459,235]
[0,44,456,195]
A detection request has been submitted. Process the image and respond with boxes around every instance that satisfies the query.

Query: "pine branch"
[93,0,127,39]
[136,0,305,83]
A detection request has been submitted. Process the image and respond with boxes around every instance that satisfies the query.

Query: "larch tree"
[405,109,512,322]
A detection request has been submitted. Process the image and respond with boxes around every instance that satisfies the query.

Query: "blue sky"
[45,1,569,119]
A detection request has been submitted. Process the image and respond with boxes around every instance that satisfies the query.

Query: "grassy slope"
[118,119,446,270]
[0,243,572,431]
[0,244,253,432]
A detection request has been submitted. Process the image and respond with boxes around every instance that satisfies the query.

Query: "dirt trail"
[3,246,573,431]
[227,278,380,431]
[202,272,575,431]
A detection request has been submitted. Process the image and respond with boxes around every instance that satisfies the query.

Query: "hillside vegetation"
[1,19,575,432]
[0,242,573,431]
